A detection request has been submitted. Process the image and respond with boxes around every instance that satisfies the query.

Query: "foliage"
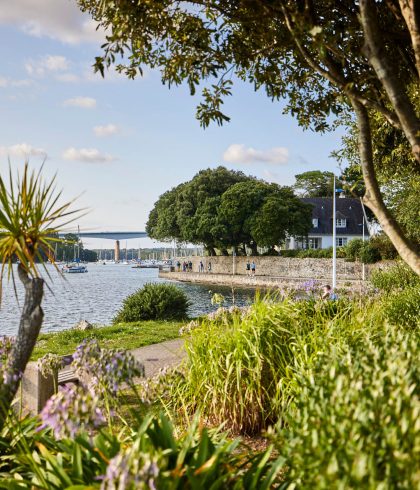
[344,238,365,261]
[0,412,282,489]
[77,0,420,272]
[370,262,420,293]
[293,170,340,197]
[218,180,312,253]
[369,234,398,260]
[0,164,78,281]
[113,283,189,323]
[165,296,377,435]
[0,164,79,432]
[32,320,183,360]
[147,167,311,254]
[275,328,420,489]
[334,104,420,245]
[382,286,420,329]
[358,241,381,264]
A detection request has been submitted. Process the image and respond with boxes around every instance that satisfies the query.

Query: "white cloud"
[0,0,105,45]
[0,143,47,159]
[62,147,115,164]
[63,96,96,109]
[0,76,33,88]
[25,54,70,77]
[93,124,119,137]
[223,144,289,165]
[55,73,80,83]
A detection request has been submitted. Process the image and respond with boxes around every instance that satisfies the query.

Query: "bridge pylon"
[115,240,121,262]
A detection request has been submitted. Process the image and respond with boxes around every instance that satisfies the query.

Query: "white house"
[287,196,366,250]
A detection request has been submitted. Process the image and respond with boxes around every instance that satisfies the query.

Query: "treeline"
[146,167,313,255]
[54,234,97,262]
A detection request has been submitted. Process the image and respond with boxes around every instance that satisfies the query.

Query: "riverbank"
[32,320,183,360]
[159,271,365,290]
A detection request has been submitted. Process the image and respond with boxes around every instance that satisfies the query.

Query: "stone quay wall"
[172,256,369,280]
[159,271,366,290]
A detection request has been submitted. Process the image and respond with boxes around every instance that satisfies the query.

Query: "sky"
[0,0,345,249]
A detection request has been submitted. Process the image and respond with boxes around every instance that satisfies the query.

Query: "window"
[336,237,348,247]
[308,237,321,249]
[336,218,347,228]
[312,218,319,228]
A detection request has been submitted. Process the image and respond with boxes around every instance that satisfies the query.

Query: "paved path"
[130,338,186,378]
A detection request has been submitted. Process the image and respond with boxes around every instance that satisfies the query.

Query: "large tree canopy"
[293,171,341,197]
[78,0,420,273]
[146,168,311,255]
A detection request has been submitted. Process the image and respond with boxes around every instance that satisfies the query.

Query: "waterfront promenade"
[160,256,376,289]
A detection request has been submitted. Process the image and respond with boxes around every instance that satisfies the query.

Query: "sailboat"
[62,226,88,273]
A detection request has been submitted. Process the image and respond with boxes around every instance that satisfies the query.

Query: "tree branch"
[398,0,420,78]
[278,1,403,130]
[360,0,420,165]
[351,98,420,274]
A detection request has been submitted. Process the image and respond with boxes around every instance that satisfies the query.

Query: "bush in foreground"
[113,283,189,323]
[275,328,420,489]
[370,261,420,292]
[168,296,374,435]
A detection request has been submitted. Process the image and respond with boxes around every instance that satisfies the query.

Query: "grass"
[31,320,183,360]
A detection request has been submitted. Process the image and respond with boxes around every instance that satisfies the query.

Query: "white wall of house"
[289,235,362,250]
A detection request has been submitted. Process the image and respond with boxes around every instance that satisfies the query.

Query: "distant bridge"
[60,231,148,240]
[59,231,149,261]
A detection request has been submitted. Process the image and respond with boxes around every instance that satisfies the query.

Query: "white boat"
[62,263,88,273]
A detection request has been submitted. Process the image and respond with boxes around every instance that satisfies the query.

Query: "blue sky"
[0,0,345,248]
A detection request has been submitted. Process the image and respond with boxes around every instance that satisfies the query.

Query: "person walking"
[208,260,212,273]
[199,260,204,273]
[246,260,251,275]
[251,261,256,275]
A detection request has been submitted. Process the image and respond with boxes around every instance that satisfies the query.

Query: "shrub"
[370,262,420,292]
[359,241,382,263]
[344,238,364,260]
[167,296,375,435]
[382,285,420,329]
[113,283,189,323]
[275,328,420,488]
[1,409,283,489]
[370,234,398,260]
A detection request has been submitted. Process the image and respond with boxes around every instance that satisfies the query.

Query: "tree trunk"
[360,0,420,165]
[351,98,420,275]
[398,0,420,79]
[249,242,258,256]
[0,265,44,430]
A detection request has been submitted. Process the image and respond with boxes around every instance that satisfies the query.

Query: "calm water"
[0,264,255,336]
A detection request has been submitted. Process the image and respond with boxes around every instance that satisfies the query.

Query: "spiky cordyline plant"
[0,163,80,430]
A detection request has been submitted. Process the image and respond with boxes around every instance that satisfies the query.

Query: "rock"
[75,320,94,331]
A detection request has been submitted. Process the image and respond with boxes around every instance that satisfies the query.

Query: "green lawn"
[32,320,184,360]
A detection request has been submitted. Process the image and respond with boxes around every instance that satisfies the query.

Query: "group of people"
[246,260,256,275]
[176,260,193,272]
[176,260,212,273]
[198,260,212,273]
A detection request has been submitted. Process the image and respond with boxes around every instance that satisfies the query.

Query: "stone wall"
[174,256,368,280]
[160,271,365,290]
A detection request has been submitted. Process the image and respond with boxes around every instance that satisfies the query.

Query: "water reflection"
[0,264,256,336]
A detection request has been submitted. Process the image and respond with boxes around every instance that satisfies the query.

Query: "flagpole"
[332,176,337,289]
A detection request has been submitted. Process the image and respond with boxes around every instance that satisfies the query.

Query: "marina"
[1,263,255,336]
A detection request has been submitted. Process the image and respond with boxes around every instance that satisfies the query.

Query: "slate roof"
[301,197,364,236]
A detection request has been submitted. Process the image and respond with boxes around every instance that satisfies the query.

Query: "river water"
[0,264,255,336]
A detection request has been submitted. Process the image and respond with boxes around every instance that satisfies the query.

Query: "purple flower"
[302,279,320,295]
[71,340,145,396]
[101,450,160,490]
[39,384,106,439]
